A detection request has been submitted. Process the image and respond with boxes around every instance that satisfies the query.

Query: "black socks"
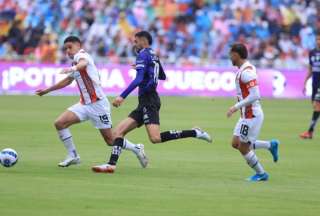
[308,111,320,132]
[160,130,196,142]
[108,137,124,165]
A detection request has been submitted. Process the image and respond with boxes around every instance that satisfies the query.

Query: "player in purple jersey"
[300,32,320,139]
[92,31,212,173]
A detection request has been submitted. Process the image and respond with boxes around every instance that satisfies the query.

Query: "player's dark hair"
[230,43,248,59]
[135,31,153,45]
[63,36,81,45]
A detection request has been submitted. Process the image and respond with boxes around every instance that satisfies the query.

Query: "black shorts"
[129,104,160,127]
[129,91,161,127]
[311,87,320,102]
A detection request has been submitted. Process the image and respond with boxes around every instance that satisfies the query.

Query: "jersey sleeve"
[135,51,149,70]
[234,85,260,109]
[119,52,147,99]
[241,69,258,89]
[74,52,90,63]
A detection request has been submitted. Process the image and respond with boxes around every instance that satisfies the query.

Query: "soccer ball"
[0,148,18,168]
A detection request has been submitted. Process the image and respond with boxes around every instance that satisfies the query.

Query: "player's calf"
[149,135,162,144]
[238,142,251,155]
[99,128,114,146]
[157,128,212,143]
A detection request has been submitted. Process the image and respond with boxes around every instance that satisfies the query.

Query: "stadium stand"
[0,0,319,68]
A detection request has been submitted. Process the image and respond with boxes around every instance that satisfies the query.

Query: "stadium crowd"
[0,0,319,68]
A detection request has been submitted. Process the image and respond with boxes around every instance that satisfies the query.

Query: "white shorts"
[68,98,112,129]
[233,113,264,144]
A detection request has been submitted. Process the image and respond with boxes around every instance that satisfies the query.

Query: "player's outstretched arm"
[112,69,145,107]
[35,76,74,96]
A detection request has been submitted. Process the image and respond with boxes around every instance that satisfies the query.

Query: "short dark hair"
[135,31,153,45]
[230,43,248,59]
[63,36,81,45]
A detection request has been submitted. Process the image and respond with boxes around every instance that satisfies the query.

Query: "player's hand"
[112,96,124,107]
[302,86,306,95]
[227,106,237,118]
[35,89,48,96]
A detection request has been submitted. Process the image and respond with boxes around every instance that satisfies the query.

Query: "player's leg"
[99,128,113,146]
[232,136,279,158]
[108,117,147,166]
[308,100,320,134]
[54,108,83,167]
[143,105,212,143]
[235,118,268,181]
[156,127,212,143]
[144,124,209,143]
[108,109,149,168]
[90,100,147,172]
[92,117,143,173]
[238,140,268,181]
[231,118,242,150]
[86,103,114,146]
[252,140,279,162]
[300,102,320,139]
[98,127,148,170]
[250,114,279,162]
[92,117,148,173]
[300,88,320,139]
[231,135,240,149]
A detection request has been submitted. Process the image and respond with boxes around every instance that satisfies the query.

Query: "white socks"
[252,140,271,149]
[243,150,265,174]
[58,128,78,157]
[123,139,139,154]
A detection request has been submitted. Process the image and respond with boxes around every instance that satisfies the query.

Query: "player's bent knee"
[238,142,250,155]
[102,135,113,146]
[232,142,239,149]
[231,137,240,149]
[54,120,66,130]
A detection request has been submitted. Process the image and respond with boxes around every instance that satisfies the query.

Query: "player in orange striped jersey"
[227,43,280,182]
[36,36,147,168]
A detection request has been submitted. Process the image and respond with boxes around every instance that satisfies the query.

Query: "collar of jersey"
[239,61,251,71]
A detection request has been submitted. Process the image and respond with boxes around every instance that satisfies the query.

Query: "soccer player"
[227,43,279,182]
[35,36,146,167]
[300,33,320,139]
[91,31,212,173]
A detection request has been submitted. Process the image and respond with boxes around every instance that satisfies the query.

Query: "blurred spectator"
[34,33,58,63]
[0,0,319,69]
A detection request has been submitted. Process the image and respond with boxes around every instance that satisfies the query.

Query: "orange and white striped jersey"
[69,49,106,105]
[235,61,262,119]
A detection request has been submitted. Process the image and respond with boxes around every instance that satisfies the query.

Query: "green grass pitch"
[0,95,319,216]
